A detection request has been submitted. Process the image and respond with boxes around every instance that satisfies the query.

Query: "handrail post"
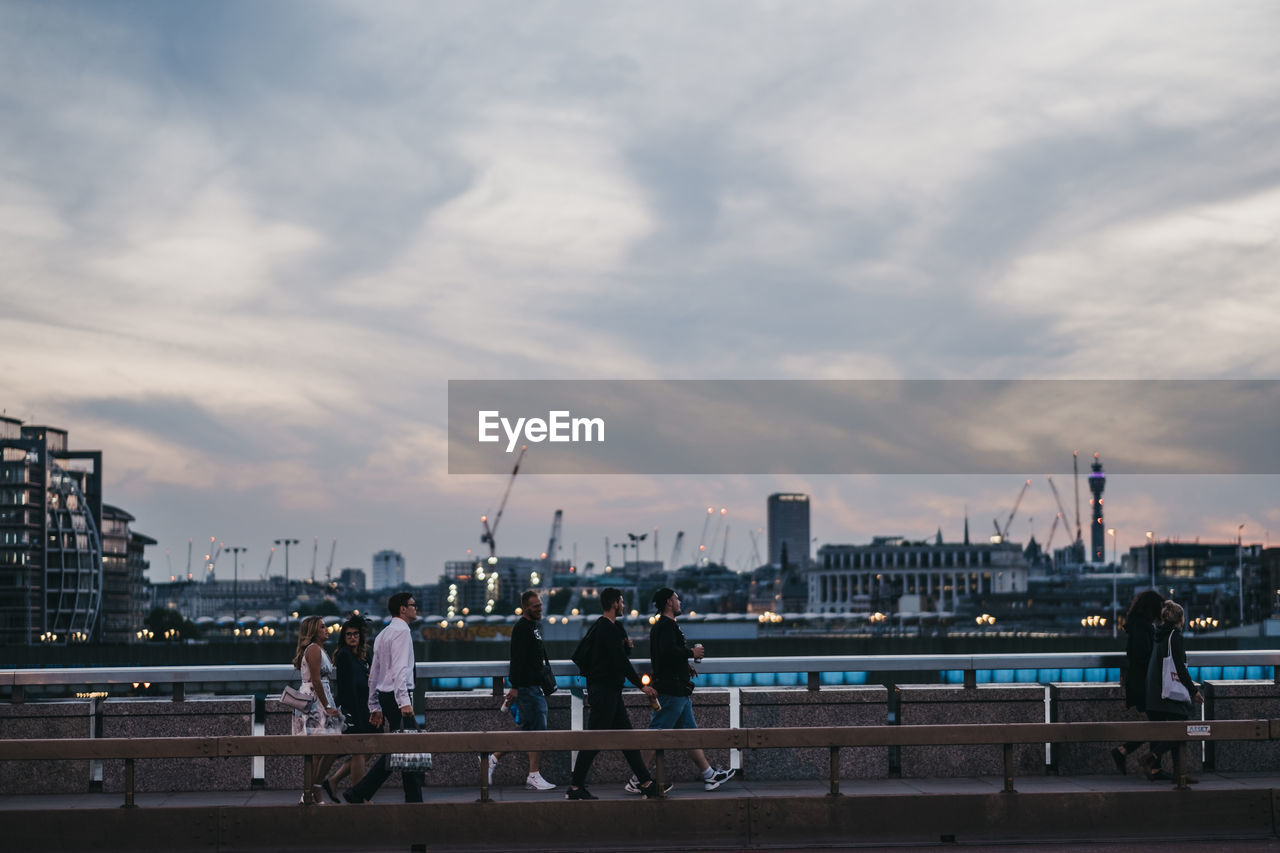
[963,669,977,690]
[828,746,841,797]
[654,749,666,793]
[807,672,820,691]
[1172,742,1187,790]
[122,757,136,809]
[492,677,504,700]
[172,682,185,703]
[1002,743,1015,793]
[478,752,491,803]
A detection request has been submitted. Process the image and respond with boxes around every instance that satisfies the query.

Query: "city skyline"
[2,3,1277,585]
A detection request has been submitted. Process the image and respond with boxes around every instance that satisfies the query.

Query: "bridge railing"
[2,719,1273,806]
[4,650,1279,701]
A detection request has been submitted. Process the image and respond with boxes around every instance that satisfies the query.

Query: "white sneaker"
[704,767,736,791]
[526,772,556,791]
[488,753,498,785]
[624,775,642,794]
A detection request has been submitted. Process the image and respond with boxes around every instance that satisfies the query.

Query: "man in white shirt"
[344,591,423,803]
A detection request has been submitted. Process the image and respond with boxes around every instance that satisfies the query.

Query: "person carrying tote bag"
[1142,600,1204,782]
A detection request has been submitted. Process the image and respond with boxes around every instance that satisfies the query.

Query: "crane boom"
[668,531,684,570]
[544,509,562,569]
[1002,479,1032,539]
[324,539,337,583]
[480,444,528,559]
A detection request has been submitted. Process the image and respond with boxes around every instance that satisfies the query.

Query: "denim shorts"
[516,686,548,732]
[648,694,696,730]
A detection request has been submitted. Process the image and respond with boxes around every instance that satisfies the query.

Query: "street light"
[1238,523,1245,624]
[1146,531,1155,588]
[1107,528,1118,638]
[228,546,247,626]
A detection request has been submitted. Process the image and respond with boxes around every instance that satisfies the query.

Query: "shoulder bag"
[1159,634,1191,704]
[539,647,559,696]
[279,684,311,711]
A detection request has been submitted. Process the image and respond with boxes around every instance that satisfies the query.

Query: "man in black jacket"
[490,589,557,791]
[566,587,663,800]
[625,587,735,793]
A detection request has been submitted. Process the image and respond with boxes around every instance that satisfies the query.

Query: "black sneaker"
[704,768,736,791]
[640,780,665,799]
[565,787,598,800]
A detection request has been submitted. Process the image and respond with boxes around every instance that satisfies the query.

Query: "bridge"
[3,652,1279,851]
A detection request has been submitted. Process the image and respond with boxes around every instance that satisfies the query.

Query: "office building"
[372,549,405,590]
[0,417,104,645]
[767,493,810,568]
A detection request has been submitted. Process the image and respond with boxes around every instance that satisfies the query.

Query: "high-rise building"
[1088,453,1106,563]
[372,549,405,590]
[767,493,810,568]
[0,417,104,645]
[100,504,155,642]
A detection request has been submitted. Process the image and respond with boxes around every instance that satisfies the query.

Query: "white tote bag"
[1159,635,1191,704]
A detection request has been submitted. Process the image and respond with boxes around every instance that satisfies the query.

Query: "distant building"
[338,567,366,593]
[436,556,571,616]
[767,493,810,568]
[100,504,155,643]
[0,417,104,645]
[372,549,405,590]
[808,536,1030,614]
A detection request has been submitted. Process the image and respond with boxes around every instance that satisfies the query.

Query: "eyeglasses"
[343,631,360,638]
[406,602,418,608]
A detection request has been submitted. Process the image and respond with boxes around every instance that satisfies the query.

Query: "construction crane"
[748,528,764,569]
[543,510,563,570]
[696,507,714,564]
[310,537,318,582]
[480,444,527,563]
[998,479,1032,540]
[1045,513,1064,551]
[261,546,275,581]
[324,539,337,584]
[667,531,684,570]
[720,527,731,567]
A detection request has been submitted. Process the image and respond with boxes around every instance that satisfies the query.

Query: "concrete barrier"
[0,699,93,794]
[897,685,1042,777]
[102,698,253,792]
[1205,680,1280,772]
[740,686,888,779]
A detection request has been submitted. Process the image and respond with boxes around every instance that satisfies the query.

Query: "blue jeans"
[649,694,696,730]
[516,686,548,731]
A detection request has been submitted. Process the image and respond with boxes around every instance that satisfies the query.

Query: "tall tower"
[767,493,810,568]
[1088,453,1106,563]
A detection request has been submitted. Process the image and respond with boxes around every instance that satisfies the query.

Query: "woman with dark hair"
[1144,600,1204,782]
[1110,590,1165,775]
[318,616,373,801]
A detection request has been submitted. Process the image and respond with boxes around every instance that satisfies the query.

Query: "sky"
[2,1,1278,585]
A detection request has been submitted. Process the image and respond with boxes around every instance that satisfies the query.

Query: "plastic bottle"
[510,701,522,726]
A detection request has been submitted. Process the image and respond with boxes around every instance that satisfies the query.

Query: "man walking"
[626,587,736,794]
[566,587,664,800]
[344,591,424,803]
[489,589,557,791]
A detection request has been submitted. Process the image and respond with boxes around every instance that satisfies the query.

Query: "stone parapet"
[1204,680,1280,772]
[0,700,93,794]
[102,698,253,792]
[896,685,1043,777]
[740,686,888,780]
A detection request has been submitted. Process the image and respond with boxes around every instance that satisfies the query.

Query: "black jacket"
[1122,618,1155,710]
[649,615,695,698]
[579,616,644,690]
[508,616,546,688]
[1145,622,1196,716]
[334,644,370,724]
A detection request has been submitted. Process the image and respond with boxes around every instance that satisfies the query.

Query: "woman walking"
[1111,590,1164,775]
[1143,600,1204,782]
[319,616,374,801]
[291,615,343,802]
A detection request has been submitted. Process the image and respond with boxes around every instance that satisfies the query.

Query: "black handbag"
[539,648,558,696]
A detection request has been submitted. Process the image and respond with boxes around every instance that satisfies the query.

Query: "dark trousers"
[570,685,651,788]
[1147,709,1187,759]
[346,691,424,803]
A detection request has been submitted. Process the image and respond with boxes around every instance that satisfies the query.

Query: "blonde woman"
[292,615,343,800]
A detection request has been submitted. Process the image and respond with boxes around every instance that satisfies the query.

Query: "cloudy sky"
[3,1,1277,584]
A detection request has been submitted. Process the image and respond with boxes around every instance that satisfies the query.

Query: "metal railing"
[1,719,1272,806]
[4,650,1278,701]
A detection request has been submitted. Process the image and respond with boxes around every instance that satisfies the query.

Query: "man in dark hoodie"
[623,587,736,794]
[565,587,664,800]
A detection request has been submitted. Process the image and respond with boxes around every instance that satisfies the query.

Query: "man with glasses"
[344,591,424,803]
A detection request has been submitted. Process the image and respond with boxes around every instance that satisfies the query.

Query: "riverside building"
[807,536,1030,614]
